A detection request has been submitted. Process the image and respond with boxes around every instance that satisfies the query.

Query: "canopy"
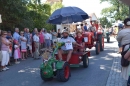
[47,6,89,24]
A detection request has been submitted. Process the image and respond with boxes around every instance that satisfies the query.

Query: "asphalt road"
[0,37,118,86]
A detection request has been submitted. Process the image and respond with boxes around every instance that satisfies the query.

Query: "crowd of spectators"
[0,28,61,71]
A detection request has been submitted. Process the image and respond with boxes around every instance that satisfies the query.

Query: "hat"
[62,29,69,34]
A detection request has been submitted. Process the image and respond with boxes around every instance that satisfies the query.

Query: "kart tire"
[82,54,89,68]
[95,42,100,55]
[56,62,70,82]
[40,69,53,81]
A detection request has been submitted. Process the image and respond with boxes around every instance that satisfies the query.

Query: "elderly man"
[26,28,33,57]
[58,30,81,62]
[88,22,96,38]
[13,28,20,41]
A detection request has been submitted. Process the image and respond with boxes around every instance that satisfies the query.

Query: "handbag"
[0,51,2,62]
[127,76,130,86]
[121,44,130,67]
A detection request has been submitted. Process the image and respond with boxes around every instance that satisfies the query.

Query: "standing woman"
[117,18,130,81]
[0,30,2,71]
[32,28,38,53]
[1,31,11,71]
[33,31,40,59]
[39,29,44,49]
[19,31,27,60]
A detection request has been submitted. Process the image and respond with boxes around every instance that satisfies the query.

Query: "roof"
[88,13,98,21]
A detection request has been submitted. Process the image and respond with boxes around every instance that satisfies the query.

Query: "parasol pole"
[67,17,70,33]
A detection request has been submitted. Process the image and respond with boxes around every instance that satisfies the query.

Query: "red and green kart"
[40,43,90,82]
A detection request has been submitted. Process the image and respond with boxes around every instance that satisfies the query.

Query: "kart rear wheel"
[107,37,110,43]
[82,54,89,68]
[40,69,53,81]
[56,62,70,82]
[95,42,100,55]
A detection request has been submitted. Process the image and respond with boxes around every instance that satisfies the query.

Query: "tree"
[100,0,129,21]
[0,0,54,31]
[99,17,112,28]
[51,2,63,14]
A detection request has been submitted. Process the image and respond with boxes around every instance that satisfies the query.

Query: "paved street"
[0,37,125,86]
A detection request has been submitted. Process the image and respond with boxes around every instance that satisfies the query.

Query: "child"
[75,31,85,52]
[14,40,21,64]
[20,31,27,60]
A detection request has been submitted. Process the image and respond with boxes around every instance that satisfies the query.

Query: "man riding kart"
[58,29,82,62]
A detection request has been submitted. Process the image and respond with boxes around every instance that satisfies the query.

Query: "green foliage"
[99,0,129,28]
[99,17,112,28]
[51,2,63,14]
[0,0,63,31]
[100,0,129,21]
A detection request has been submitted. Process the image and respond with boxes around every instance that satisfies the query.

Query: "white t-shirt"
[33,35,39,42]
[44,33,50,39]
[48,33,52,40]
[59,36,76,50]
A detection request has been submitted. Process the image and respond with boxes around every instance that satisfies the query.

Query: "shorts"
[57,38,61,42]
[61,49,73,54]
[27,44,32,50]
[21,49,27,53]
[45,39,51,48]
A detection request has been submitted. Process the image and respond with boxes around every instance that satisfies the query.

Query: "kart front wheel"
[56,62,70,82]
[40,69,53,81]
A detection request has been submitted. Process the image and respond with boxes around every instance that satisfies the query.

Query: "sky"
[62,0,111,18]
[41,0,111,18]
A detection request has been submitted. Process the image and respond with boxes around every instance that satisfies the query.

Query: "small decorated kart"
[83,31,104,55]
[40,42,90,82]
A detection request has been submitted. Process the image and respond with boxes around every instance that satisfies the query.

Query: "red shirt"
[75,36,84,44]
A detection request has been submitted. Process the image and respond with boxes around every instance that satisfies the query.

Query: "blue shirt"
[84,26,87,31]
[27,33,31,44]
[13,32,20,41]
[6,35,12,39]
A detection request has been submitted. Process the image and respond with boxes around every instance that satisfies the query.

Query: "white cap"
[62,29,69,34]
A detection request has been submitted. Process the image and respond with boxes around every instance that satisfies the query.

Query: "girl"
[20,31,27,60]
[14,40,21,64]
[75,31,85,52]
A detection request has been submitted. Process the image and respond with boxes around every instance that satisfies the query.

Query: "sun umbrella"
[47,6,89,24]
